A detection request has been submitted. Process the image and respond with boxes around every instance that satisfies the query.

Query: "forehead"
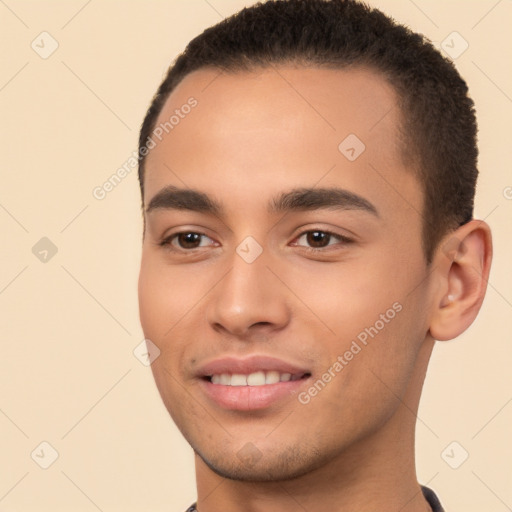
[152,65,402,153]
[144,65,421,227]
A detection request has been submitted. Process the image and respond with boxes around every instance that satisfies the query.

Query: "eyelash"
[158,229,353,254]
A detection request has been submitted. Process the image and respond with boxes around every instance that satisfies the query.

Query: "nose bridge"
[206,242,289,336]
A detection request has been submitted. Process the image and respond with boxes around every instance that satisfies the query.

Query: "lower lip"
[199,377,310,411]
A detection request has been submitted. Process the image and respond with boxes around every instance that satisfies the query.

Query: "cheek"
[299,256,427,391]
[138,259,190,419]
[301,305,424,446]
[138,260,165,338]
[287,257,396,336]
[335,288,429,413]
[138,253,209,379]
[138,254,193,337]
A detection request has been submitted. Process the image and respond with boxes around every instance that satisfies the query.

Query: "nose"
[206,248,291,340]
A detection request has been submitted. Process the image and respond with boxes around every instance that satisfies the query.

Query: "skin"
[138,65,492,512]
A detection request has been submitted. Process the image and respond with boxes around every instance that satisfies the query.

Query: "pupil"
[180,233,200,248]
[308,231,328,247]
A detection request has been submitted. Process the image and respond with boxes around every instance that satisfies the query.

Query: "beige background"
[0,0,511,510]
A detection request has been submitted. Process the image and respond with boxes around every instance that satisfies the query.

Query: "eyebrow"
[145,185,379,217]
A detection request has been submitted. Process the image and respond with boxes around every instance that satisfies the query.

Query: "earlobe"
[429,220,493,341]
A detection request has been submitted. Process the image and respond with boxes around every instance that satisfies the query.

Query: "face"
[138,66,434,481]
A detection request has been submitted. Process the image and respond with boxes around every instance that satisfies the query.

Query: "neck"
[194,338,435,512]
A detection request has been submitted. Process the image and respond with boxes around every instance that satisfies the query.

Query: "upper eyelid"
[293,229,350,241]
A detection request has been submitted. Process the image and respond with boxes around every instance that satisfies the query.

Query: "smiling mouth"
[204,371,311,387]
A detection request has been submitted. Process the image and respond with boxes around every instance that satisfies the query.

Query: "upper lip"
[197,355,310,378]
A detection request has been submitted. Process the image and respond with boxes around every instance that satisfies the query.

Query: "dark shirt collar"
[421,485,445,512]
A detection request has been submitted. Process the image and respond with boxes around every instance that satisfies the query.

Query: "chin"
[194,443,332,483]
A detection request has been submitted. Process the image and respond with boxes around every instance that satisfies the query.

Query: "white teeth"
[265,370,280,384]
[230,374,247,386]
[247,371,266,386]
[210,371,302,386]
[219,373,231,385]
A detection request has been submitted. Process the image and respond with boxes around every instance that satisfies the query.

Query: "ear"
[428,220,493,341]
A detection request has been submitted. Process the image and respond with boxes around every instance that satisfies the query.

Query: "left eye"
[293,230,352,250]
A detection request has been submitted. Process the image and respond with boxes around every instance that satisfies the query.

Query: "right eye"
[160,231,218,251]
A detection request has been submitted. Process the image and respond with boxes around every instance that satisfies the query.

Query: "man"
[137,0,492,510]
